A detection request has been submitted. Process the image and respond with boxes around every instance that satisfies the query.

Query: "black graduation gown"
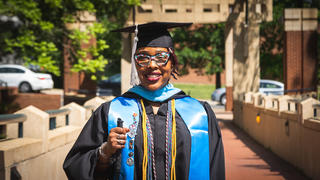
[63,92,225,180]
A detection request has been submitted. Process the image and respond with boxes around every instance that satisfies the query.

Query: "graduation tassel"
[141,99,148,180]
[171,99,177,180]
[130,25,140,86]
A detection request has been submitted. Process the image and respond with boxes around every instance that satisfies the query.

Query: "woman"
[63,22,225,180]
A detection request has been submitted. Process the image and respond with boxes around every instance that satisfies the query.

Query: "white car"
[212,79,284,105]
[0,64,54,92]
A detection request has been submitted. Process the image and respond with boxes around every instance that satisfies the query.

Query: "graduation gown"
[63,91,225,180]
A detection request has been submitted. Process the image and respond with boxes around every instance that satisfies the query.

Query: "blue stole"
[128,83,181,102]
[108,85,210,180]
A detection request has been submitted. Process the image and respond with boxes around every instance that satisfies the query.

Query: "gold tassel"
[141,99,148,180]
[171,99,176,180]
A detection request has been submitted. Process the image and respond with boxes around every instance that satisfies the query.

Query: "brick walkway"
[215,111,309,180]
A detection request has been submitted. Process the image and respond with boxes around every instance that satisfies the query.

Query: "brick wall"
[1,87,19,113]
[63,38,80,93]
[284,31,302,91]
[302,31,318,90]
[284,8,318,94]
[1,87,61,113]
[13,93,61,111]
[63,36,96,94]
[284,31,318,94]
[79,36,97,92]
[171,68,226,85]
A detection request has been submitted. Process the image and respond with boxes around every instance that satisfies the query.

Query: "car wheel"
[220,94,226,105]
[19,82,32,93]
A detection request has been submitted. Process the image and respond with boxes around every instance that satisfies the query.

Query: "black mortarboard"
[112,22,192,86]
[112,22,192,48]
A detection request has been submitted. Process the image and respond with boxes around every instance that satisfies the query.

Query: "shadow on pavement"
[218,119,310,180]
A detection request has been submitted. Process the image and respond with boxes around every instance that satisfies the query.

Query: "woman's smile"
[145,71,162,82]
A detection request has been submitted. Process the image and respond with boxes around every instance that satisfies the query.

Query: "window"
[203,8,212,12]
[260,82,281,89]
[0,68,7,73]
[203,4,220,13]
[165,9,177,13]
[265,83,281,89]
[7,68,25,73]
[229,5,233,13]
[163,5,178,13]
[138,5,152,13]
[260,83,266,88]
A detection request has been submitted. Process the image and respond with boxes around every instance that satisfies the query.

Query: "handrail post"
[0,114,27,139]
[45,108,71,130]
[18,122,23,138]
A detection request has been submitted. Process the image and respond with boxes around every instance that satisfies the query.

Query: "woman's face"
[135,47,173,91]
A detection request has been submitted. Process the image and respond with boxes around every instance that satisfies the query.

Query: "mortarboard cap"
[112,22,192,86]
[112,22,192,49]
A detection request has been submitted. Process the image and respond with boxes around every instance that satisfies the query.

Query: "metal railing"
[284,87,317,95]
[0,113,26,138]
[68,88,96,95]
[45,108,70,130]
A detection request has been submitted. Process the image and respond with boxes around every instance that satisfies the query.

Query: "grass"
[172,83,216,100]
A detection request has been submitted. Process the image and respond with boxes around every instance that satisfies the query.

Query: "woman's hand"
[98,127,130,164]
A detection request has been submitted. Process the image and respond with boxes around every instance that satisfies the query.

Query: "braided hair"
[168,48,179,80]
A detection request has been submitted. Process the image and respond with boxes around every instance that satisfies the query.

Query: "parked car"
[97,73,121,96]
[211,79,284,105]
[0,64,54,92]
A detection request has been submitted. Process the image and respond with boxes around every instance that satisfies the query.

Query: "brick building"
[284,8,318,94]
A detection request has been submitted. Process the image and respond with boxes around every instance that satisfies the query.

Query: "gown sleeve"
[201,101,226,180]
[63,102,113,180]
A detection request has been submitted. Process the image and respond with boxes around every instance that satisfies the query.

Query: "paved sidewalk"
[214,111,309,180]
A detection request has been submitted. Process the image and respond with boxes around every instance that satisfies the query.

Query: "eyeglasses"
[134,52,170,67]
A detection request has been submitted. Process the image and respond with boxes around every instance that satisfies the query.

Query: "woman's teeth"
[146,74,161,81]
[147,74,160,78]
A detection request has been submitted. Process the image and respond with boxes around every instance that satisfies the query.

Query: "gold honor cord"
[171,99,176,180]
[140,99,177,180]
[141,99,148,180]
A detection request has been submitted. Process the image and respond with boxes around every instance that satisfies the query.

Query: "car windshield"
[260,82,281,88]
[27,64,41,73]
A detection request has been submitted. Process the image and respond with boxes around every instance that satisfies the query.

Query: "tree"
[172,23,225,88]
[0,0,140,82]
[260,0,320,81]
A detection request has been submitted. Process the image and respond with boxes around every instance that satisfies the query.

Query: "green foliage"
[260,0,320,81]
[172,23,225,76]
[69,23,109,80]
[127,0,141,6]
[97,18,126,76]
[259,2,284,81]
[0,0,139,81]
[260,53,283,80]
[318,32,320,83]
